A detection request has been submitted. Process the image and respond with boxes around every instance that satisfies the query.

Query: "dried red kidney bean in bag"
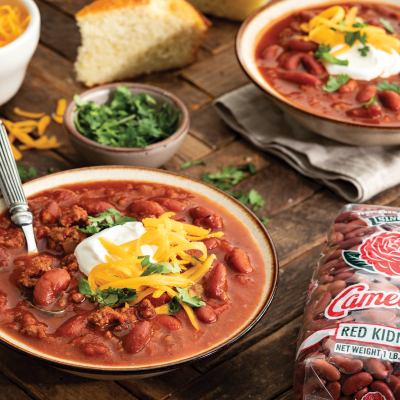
[294,204,400,400]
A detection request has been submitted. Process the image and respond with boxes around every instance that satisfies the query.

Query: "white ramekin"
[0,0,40,106]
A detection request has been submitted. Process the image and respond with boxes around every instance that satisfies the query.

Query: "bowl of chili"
[64,83,190,168]
[0,166,278,379]
[236,0,400,146]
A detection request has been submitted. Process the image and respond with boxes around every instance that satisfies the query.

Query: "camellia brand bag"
[294,204,400,400]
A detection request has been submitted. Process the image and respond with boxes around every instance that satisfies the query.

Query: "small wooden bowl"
[64,83,189,167]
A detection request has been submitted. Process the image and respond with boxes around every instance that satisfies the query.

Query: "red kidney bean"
[342,372,373,395]
[303,375,326,395]
[338,236,363,250]
[327,280,346,293]
[310,358,341,381]
[33,269,71,306]
[55,315,88,337]
[289,38,318,52]
[130,200,165,218]
[370,380,396,400]
[384,360,394,376]
[124,321,152,354]
[387,374,400,400]
[145,292,171,308]
[333,272,355,282]
[380,91,400,111]
[189,207,223,229]
[338,397,351,400]
[302,54,325,76]
[331,355,363,374]
[41,201,61,225]
[152,198,186,213]
[204,263,228,301]
[364,358,389,379]
[195,305,217,324]
[326,381,341,400]
[225,248,253,274]
[201,237,219,251]
[356,85,377,103]
[332,231,344,245]
[261,44,283,61]
[368,282,399,292]
[82,201,113,215]
[347,104,382,119]
[314,292,332,316]
[341,219,368,235]
[283,53,304,70]
[299,10,317,21]
[280,71,323,86]
[326,249,343,262]
[338,80,358,94]
[344,227,376,240]
[335,212,360,223]
[353,387,368,400]
[360,309,396,324]
[156,315,182,331]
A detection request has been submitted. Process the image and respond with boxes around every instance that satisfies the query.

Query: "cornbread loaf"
[186,0,269,21]
[75,0,210,86]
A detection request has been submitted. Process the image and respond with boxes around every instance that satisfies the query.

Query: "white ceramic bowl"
[0,0,40,106]
[0,167,278,380]
[237,0,400,146]
[64,83,190,168]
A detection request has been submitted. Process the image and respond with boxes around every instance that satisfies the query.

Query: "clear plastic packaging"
[294,204,400,400]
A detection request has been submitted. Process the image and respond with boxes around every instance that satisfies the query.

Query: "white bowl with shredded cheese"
[0,0,40,106]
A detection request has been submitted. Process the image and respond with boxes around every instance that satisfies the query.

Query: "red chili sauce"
[256,3,400,125]
[0,181,266,366]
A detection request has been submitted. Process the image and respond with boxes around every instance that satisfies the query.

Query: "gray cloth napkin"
[214,83,400,203]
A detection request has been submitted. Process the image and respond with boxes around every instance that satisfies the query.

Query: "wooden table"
[2,2,400,399]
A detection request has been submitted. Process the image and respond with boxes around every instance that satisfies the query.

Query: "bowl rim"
[63,83,190,153]
[236,0,400,132]
[0,166,279,375]
[0,0,40,56]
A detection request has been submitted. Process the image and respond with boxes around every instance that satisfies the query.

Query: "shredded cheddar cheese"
[87,212,223,329]
[0,5,30,48]
[300,6,400,54]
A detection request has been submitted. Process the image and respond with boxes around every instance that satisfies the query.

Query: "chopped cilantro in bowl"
[73,86,181,149]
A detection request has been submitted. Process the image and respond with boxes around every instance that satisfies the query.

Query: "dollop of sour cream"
[326,43,400,81]
[75,221,157,277]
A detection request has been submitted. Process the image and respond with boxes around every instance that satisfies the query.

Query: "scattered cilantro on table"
[168,286,205,314]
[260,217,270,225]
[361,97,378,107]
[73,86,180,148]
[377,81,400,94]
[322,74,350,93]
[180,159,206,169]
[139,255,181,276]
[78,208,136,235]
[17,165,37,182]
[314,44,349,66]
[78,277,137,309]
[380,18,395,34]
[47,167,54,174]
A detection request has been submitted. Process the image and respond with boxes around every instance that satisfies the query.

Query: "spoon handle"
[0,120,37,253]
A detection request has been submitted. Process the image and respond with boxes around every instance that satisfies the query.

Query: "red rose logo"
[361,393,386,400]
[360,231,400,276]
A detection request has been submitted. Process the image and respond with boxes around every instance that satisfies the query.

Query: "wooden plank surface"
[3,1,400,400]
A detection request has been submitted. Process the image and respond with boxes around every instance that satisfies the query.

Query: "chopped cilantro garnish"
[322,74,351,93]
[180,159,206,169]
[358,45,370,57]
[168,286,205,314]
[78,277,136,309]
[17,165,37,182]
[377,81,400,95]
[361,97,378,107]
[380,18,395,34]
[78,208,136,235]
[139,255,181,276]
[345,30,368,47]
[314,44,349,66]
[73,86,180,148]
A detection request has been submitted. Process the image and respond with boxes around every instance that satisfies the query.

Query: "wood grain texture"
[0,345,140,400]
[189,105,237,149]
[119,366,201,400]
[181,47,249,98]
[194,246,320,373]
[275,389,294,400]
[170,316,303,400]
[0,371,33,400]
[42,0,92,15]
[37,0,80,61]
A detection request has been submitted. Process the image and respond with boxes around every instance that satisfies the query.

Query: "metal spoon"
[0,120,66,316]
